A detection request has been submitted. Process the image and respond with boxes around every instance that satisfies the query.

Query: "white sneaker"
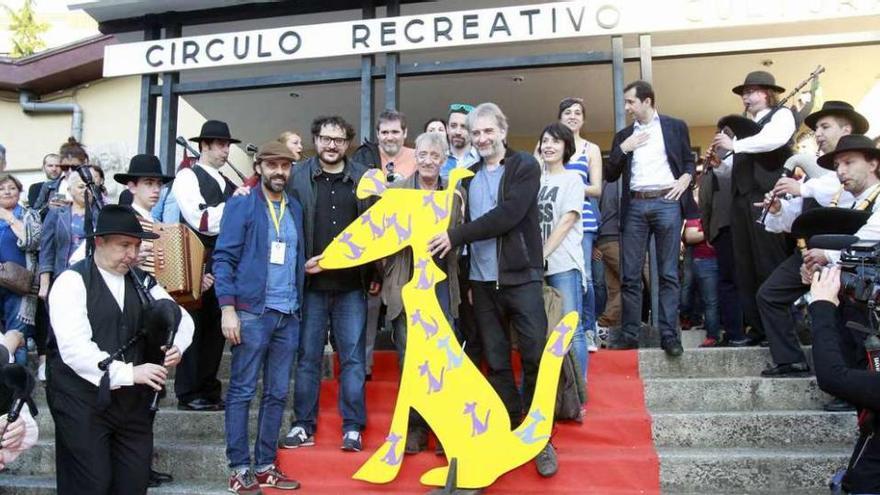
[596,326,610,347]
[37,361,46,382]
[586,333,599,353]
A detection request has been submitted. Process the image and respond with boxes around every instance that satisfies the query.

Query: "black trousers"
[34,299,50,356]
[730,193,791,334]
[174,286,225,403]
[456,273,482,367]
[47,384,153,495]
[758,252,808,365]
[471,280,547,424]
[713,228,745,340]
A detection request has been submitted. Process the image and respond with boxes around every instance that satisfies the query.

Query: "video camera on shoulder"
[838,238,880,307]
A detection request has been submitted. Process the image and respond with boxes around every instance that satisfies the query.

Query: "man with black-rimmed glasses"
[282,116,379,453]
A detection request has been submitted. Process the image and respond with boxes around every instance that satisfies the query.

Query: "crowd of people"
[0,70,878,494]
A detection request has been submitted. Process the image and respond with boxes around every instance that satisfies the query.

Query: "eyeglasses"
[317,135,348,147]
[449,103,475,114]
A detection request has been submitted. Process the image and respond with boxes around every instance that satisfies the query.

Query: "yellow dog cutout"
[319,167,577,489]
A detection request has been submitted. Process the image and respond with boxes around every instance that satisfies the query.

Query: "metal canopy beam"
[137,21,160,154]
[148,30,880,96]
[158,22,181,176]
[384,0,400,111]
[360,0,376,144]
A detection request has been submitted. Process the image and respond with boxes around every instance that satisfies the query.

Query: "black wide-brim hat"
[732,70,785,95]
[817,134,880,170]
[113,154,174,185]
[804,100,869,135]
[791,207,870,238]
[189,119,241,144]
[87,205,160,239]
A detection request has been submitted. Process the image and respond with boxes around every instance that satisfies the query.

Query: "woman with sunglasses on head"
[558,97,603,352]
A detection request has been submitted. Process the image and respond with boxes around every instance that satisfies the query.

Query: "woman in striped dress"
[558,97,603,352]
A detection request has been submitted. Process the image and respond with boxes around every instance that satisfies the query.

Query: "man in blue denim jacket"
[213,141,305,494]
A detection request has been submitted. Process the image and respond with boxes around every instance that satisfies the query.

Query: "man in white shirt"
[46,205,194,494]
[754,103,868,383]
[171,120,238,412]
[711,70,796,345]
[605,80,695,355]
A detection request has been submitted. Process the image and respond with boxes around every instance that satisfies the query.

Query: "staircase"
[643,329,856,494]
[0,329,860,494]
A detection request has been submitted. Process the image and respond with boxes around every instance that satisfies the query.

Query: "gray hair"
[414,131,449,157]
[467,102,508,134]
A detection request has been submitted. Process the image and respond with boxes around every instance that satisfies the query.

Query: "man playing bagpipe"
[45,205,194,494]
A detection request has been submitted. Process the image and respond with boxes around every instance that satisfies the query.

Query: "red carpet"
[274,350,660,494]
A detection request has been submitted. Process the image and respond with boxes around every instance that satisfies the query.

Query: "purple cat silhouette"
[380,432,403,466]
[423,193,449,223]
[360,212,386,240]
[515,409,549,445]
[418,360,445,394]
[548,322,573,357]
[410,309,439,339]
[463,401,490,437]
[385,213,412,243]
[414,258,435,290]
[339,232,365,260]
[362,169,387,196]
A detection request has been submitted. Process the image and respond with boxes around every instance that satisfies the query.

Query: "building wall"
[0,76,252,202]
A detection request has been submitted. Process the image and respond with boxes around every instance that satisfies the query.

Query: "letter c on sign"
[145,45,163,67]
[596,5,620,29]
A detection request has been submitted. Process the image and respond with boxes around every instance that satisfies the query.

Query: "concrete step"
[659,447,849,493]
[652,410,857,448]
[644,376,833,412]
[0,475,228,494]
[639,346,814,379]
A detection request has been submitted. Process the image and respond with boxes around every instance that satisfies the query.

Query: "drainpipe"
[19,91,84,142]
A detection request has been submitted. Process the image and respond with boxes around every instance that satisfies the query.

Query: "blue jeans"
[692,257,720,339]
[0,288,26,364]
[546,269,586,378]
[294,289,367,434]
[225,309,299,469]
[679,247,703,322]
[621,198,682,342]
[580,233,596,340]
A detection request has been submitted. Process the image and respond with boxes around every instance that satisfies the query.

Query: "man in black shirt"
[282,116,377,452]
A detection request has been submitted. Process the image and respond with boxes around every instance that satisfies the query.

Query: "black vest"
[183,165,235,250]
[732,108,794,197]
[47,260,147,400]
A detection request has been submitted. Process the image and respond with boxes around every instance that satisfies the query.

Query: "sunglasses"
[449,103,475,114]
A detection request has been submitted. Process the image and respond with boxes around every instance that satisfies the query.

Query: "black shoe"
[760,362,810,378]
[149,468,172,487]
[534,443,558,477]
[607,339,639,350]
[661,339,684,358]
[404,427,428,455]
[823,398,856,412]
[724,337,752,348]
[177,398,224,411]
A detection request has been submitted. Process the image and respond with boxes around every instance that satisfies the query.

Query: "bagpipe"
[0,345,37,446]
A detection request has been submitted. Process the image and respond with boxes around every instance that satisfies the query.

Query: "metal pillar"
[611,36,626,132]
[137,22,160,154]
[639,33,661,332]
[384,0,400,111]
[360,0,376,143]
[158,23,181,176]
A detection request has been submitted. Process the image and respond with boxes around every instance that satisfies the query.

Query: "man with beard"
[171,120,237,412]
[428,102,557,477]
[755,102,867,388]
[28,153,61,209]
[711,71,796,345]
[440,103,480,179]
[353,109,417,182]
[282,116,377,452]
[214,141,304,493]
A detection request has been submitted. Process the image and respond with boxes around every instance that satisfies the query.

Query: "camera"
[838,239,880,307]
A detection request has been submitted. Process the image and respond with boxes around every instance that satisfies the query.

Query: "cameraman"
[811,265,880,493]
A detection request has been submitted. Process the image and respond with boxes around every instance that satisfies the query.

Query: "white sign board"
[103,0,880,77]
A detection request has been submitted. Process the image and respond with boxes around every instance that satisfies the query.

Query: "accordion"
[150,223,206,305]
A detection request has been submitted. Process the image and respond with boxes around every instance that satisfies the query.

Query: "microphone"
[807,234,860,251]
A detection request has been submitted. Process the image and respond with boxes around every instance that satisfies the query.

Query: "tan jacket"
[381,172,466,321]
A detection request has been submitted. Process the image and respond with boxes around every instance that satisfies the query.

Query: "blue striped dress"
[565,144,600,233]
